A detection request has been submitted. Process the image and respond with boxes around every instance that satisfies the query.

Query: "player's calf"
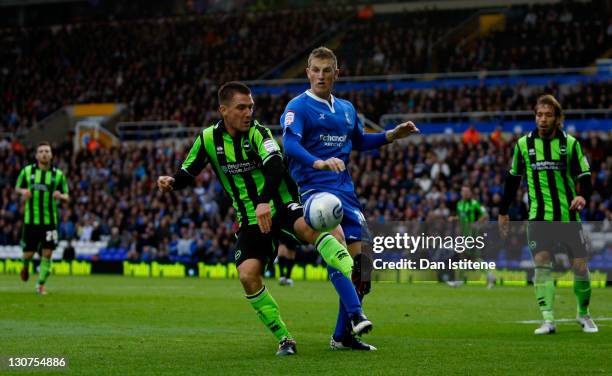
[294,218,353,276]
[351,253,372,297]
[20,266,29,282]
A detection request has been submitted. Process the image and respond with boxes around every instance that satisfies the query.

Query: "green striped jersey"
[457,199,485,223]
[456,199,485,235]
[509,131,590,221]
[181,120,299,227]
[15,164,68,226]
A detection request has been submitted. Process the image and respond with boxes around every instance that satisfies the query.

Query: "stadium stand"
[3,1,611,134]
[0,1,610,269]
[1,132,610,268]
[0,6,352,134]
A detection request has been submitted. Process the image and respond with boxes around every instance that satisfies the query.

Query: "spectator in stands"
[462,126,480,145]
[78,215,95,241]
[490,126,505,148]
[1,131,609,263]
[63,240,76,261]
[107,226,122,248]
[59,212,76,240]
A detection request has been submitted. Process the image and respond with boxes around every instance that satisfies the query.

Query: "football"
[303,192,343,232]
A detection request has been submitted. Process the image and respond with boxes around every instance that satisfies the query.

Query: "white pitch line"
[513,317,612,324]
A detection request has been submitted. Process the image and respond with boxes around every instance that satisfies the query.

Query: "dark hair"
[218,81,251,106]
[36,141,51,151]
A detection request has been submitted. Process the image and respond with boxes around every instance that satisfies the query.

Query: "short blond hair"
[308,46,337,70]
[535,94,564,129]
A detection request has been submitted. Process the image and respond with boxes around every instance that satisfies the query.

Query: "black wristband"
[577,173,592,203]
[258,154,284,204]
[499,173,522,215]
[172,169,194,191]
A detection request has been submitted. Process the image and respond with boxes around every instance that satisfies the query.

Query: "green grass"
[1,274,610,375]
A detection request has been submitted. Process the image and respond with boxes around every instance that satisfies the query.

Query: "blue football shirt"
[281,90,364,194]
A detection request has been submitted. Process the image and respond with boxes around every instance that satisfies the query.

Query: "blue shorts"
[301,189,367,244]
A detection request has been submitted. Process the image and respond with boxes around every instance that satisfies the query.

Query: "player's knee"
[238,269,261,292]
[293,217,316,243]
[237,260,263,293]
[330,226,346,246]
[278,244,288,257]
[533,251,551,266]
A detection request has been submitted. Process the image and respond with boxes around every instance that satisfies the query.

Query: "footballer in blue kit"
[281,47,419,350]
[282,90,369,242]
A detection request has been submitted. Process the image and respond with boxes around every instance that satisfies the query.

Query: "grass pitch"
[1,274,610,375]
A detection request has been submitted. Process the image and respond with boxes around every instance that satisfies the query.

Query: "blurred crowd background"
[1,0,610,265]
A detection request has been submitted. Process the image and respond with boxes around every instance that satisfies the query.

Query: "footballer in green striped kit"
[499,94,597,335]
[158,82,371,356]
[15,141,70,295]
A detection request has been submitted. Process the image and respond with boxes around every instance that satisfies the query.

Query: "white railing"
[244,66,602,86]
[0,241,105,260]
[116,121,196,140]
[381,109,612,125]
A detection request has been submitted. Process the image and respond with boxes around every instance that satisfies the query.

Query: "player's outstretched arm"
[385,121,420,142]
[352,120,419,152]
[160,132,209,192]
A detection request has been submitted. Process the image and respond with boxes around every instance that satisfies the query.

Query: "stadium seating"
[1,2,610,266]
[2,2,611,134]
[1,133,610,265]
[0,7,352,134]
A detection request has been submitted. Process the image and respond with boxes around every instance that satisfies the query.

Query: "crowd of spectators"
[0,7,351,134]
[333,9,465,76]
[1,2,610,264]
[335,2,611,75]
[1,131,610,264]
[2,2,611,135]
[439,2,612,72]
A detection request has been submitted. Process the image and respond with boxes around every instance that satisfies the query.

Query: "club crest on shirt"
[242,139,252,152]
[284,111,295,126]
[345,111,351,124]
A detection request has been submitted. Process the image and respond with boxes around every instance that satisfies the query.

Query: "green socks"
[534,265,593,319]
[534,265,555,322]
[315,233,353,277]
[23,258,31,270]
[574,273,591,316]
[38,257,52,285]
[246,286,292,341]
